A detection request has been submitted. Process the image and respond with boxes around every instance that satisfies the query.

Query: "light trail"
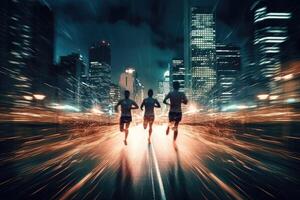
[0,114,299,199]
[150,142,167,200]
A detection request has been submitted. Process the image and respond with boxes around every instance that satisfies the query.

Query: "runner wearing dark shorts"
[141,89,161,144]
[115,90,139,145]
[163,81,188,142]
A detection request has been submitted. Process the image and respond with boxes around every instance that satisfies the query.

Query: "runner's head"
[148,89,153,97]
[173,81,180,91]
[124,90,130,99]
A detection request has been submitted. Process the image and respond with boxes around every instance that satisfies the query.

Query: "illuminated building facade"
[88,41,111,112]
[0,0,54,107]
[119,68,136,94]
[216,44,241,107]
[110,83,121,107]
[157,70,170,112]
[253,1,291,92]
[170,59,185,92]
[57,53,85,107]
[119,67,144,104]
[188,7,217,104]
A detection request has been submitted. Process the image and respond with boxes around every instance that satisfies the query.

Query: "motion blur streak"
[0,114,300,199]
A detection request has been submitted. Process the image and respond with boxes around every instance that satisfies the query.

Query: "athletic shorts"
[144,116,155,123]
[168,112,182,123]
[120,116,132,123]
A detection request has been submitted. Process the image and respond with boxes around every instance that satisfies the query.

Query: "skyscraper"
[119,67,136,94]
[186,6,217,105]
[170,59,185,92]
[110,83,121,108]
[253,1,291,93]
[119,67,144,104]
[57,53,85,107]
[216,44,241,108]
[88,40,111,112]
[157,70,171,113]
[0,0,54,108]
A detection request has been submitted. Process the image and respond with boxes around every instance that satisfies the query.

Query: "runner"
[141,89,161,144]
[163,81,188,142]
[115,90,139,145]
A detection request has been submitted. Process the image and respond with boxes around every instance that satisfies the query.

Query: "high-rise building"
[119,67,136,94]
[56,53,85,107]
[110,83,121,108]
[119,67,144,104]
[186,6,217,105]
[216,44,241,108]
[157,70,170,105]
[253,1,291,93]
[88,40,111,112]
[0,0,54,108]
[89,40,111,66]
[170,59,185,92]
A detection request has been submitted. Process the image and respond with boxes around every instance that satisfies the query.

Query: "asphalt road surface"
[0,122,299,200]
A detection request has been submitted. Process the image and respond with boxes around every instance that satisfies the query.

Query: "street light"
[125,68,135,74]
[257,94,269,100]
[23,95,33,101]
[33,94,46,100]
[269,95,279,101]
[282,74,293,81]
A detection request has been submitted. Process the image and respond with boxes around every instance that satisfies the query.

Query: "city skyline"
[1,1,300,199]
[43,0,300,89]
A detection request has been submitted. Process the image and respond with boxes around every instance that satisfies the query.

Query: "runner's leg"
[143,118,148,130]
[125,122,130,140]
[120,121,124,132]
[173,121,179,141]
[149,121,153,140]
[166,125,170,135]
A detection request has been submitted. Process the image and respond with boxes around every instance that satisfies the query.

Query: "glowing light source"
[125,68,135,74]
[221,104,251,112]
[23,95,33,101]
[269,95,279,100]
[33,94,46,100]
[50,104,80,112]
[282,74,293,81]
[286,98,297,104]
[257,94,269,100]
[91,106,103,114]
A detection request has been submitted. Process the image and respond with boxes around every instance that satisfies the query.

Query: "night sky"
[43,0,298,89]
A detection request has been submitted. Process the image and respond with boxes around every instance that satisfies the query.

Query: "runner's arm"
[132,101,139,109]
[163,93,170,105]
[155,99,161,108]
[182,93,188,105]
[140,100,145,111]
[115,100,121,111]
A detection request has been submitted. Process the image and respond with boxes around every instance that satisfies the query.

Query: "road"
[0,122,300,200]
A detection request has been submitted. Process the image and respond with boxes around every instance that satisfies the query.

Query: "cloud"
[48,0,297,88]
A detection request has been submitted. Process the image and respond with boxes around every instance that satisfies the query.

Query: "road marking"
[148,145,156,200]
[150,143,167,200]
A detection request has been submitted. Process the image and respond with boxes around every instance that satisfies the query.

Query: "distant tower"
[253,1,291,93]
[58,53,85,107]
[185,5,217,105]
[0,0,54,108]
[88,40,111,112]
[119,67,136,94]
[216,44,241,108]
[110,83,121,108]
[119,67,144,104]
[170,59,185,92]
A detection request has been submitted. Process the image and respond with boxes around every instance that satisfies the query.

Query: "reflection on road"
[0,123,299,199]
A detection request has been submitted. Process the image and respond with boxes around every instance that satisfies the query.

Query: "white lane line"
[150,143,167,200]
[148,145,156,200]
